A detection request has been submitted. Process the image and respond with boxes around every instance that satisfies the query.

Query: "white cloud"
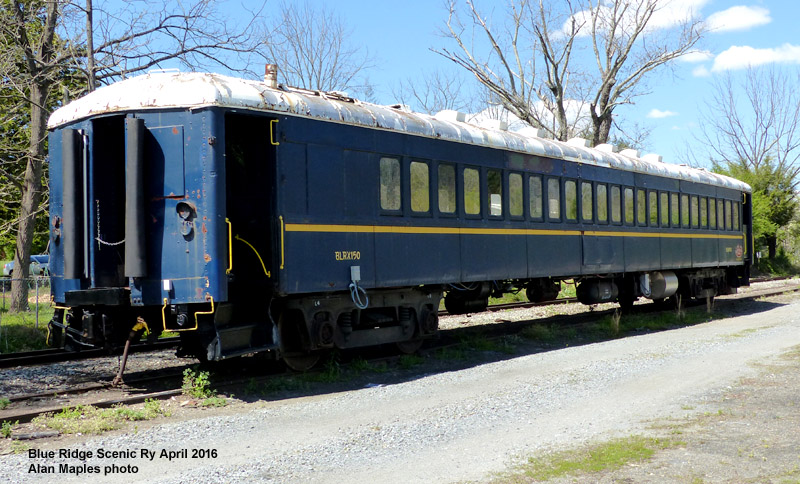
[563,0,709,37]
[705,6,771,32]
[647,109,678,119]
[671,126,682,131]
[692,65,711,77]
[712,43,800,71]
[680,49,713,63]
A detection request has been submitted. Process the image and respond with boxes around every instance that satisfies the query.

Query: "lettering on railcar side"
[335,251,361,261]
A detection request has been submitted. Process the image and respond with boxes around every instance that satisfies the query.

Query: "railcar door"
[224,113,277,319]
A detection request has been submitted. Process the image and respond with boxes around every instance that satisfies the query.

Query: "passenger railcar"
[45,70,752,370]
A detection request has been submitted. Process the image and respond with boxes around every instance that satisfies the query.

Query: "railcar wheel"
[278,311,320,372]
[396,338,423,354]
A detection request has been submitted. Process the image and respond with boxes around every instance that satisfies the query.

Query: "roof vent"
[434,110,466,123]
[484,119,509,131]
[595,143,618,153]
[641,153,663,163]
[620,148,641,158]
[265,64,278,88]
[517,126,547,138]
[567,137,592,148]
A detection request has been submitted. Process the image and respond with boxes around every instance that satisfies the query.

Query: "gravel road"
[2,294,800,483]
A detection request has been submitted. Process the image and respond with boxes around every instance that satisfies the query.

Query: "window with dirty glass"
[624,187,634,225]
[509,173,523,217]
[611,186,621,223]
[464,168,480,215]
[691,196,699,228]
[410,161,429,213]
[681,194,689,227]
[700,197,708,227]
[733,201,740,230]
[565,180,577,221]
[649,191,658,226]
[670,193,679,226]
[548,178,560,219]
[718,199,725,230]
[711,198,718,228]
[660,192,669,226]
[379,157,401,211]
[596,184,608,223]
[529,175,543,219]
[581,182,593,222]
[438,164,456,213]
[488,169,502,217]
[637,189,646,225]
[725,200,732,230]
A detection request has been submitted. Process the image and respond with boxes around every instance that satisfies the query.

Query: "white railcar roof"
[48,72,750,192]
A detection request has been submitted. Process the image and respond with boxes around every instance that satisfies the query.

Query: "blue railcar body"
[44,72,752,367]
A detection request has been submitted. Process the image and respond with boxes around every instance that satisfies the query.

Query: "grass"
[0,304,54,353]
[32,399,168,435]
[493,435,684,483]
[2,420,17,438]
[0,397,10,410]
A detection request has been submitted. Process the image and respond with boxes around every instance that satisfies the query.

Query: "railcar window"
[660,192,669,226]
[530,175,543,219]
[565,180,577,221]
[596,184,608,223]
[649,191,658,226]
[691,196,699,228]
[637,189,646,226]
[380,157,401,211]
[611,186,621,223]
[725,200,732,230]
[509,173,523,217]
[438,164,456,213]
[464,168,481,215]
[700,197,708,227]
[709,198,717,229]
[581,182,593,222]
[670,193,679,227]
[488,169,503,217]
[410,161,430,213]
[681,194,689,227]
[624,188,634,225]
[733,201,740,230]
[717,200,725,230]
[548,178,561,219]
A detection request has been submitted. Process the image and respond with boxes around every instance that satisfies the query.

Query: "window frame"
[596,183,608,225]
[610,185,622,225]
[529,174,544,221]
[409,160,431,216]
[508,172,524,220]
[462,166,482,218]
[547,177,561,221]
[486,168,504,219]
[379,156,402,214]
[564,178,578,223]
[436,162,457,217]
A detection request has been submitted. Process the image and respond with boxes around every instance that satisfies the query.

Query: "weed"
[262,376,308,394]
[243,378,260,396]
[182,368,214,399]
[1,420,18,438]
[520,324,555,342]
[0,397,10,410]
[437,346,467,360]
[459,333,503,352]
[495,435,684,482]
[32,400,166,435]
[201,396,228,407]
[398,354,424,369]
[609,309,621,336]
[349,357,373,374]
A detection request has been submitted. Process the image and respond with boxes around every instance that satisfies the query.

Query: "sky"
[236,0,797,166]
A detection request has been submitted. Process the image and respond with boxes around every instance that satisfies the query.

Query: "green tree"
[713,158,797,261]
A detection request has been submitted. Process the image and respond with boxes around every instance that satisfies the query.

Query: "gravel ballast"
[2,294,800,483]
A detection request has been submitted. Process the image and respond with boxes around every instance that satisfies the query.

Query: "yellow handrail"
[270,119,280,146]
[234,234,270,277]
[226,218,233,274]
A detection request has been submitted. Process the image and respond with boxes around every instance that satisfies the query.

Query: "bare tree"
[0,0,265,312]
[436,0,704,144]
[694,67,800,183]
[392,69,477,115]
[262,1,375,97]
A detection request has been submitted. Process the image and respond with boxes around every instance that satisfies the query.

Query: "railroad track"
[3,279,799,430]
[0,337,181,369]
